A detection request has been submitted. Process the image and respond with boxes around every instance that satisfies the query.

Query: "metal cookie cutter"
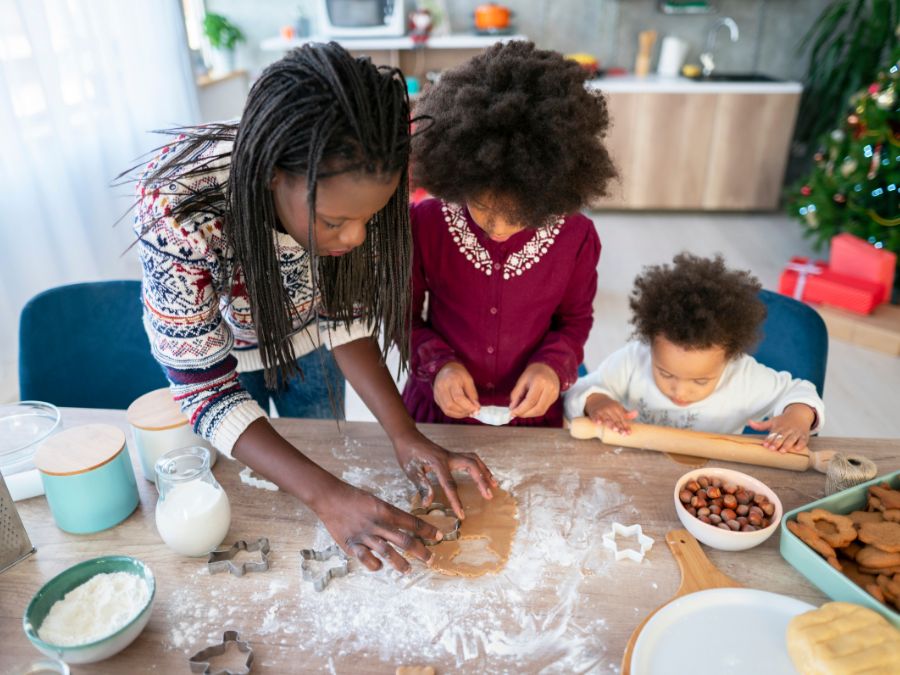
[300,544,349,591]
[208,538,270,577]
[189,630,254,675]
[602,522,654,563]
[411,502,461,545]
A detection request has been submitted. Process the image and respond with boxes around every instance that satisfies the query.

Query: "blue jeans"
[238,347,345,419]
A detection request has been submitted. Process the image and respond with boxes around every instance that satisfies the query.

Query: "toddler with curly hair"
[564,254,825,453]
[402,41,616,427]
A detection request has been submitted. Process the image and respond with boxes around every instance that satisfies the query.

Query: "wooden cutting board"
[621,529,742,674]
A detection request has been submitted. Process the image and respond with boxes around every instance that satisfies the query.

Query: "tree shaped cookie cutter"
[411,502,461,545]
[602,522,654,563]
[188,630,254,675]
[300,544,350,591]
[207,538,270,577]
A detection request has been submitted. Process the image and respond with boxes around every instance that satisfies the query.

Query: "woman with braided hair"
[131,43,496,572]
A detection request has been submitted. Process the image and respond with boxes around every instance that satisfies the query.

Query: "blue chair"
[751,289,828,396]
[19,280,169,409]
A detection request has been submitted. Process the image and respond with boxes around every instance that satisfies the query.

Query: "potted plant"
[203,13,245,74]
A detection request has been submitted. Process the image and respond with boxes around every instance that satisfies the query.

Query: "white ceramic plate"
[631,588,814,675]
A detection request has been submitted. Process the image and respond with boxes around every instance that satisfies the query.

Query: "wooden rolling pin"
[569,417,833,473]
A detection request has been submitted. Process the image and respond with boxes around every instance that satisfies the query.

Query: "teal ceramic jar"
[35,424,139,534]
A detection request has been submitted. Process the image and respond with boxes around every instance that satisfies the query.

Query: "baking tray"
[780,469,900,628]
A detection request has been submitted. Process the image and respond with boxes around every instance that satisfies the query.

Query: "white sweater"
[564,341,825,434]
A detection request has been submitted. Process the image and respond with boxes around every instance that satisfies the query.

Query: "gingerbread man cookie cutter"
[300,544,350,591]
[207,538,271,577]
[411,502,461,545]
[188,630,254,675]
[602,522,654,563]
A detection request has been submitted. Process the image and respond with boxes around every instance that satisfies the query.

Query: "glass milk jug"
[154,446,230,557]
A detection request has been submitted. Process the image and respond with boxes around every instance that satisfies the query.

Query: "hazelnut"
[686,480,701,493]
[697,507,711,518]
[737,516,749,526]
[749,505,764,519]
[753,493,767,505]
[709,504,722,515]
[748,513,763,527]
[736,490,751,505]
[741,524,758,532]
[708,513,722,524]
[736,504,750,517]
[687,506,697,516]
[691,496,708,509]
[723,494,738,510]
[706,486,722,499]
[711,477,722,488]
[762,503,776,517]
[699,515,712,524]
[679,489,693,504]
[717,522,731,530]
[726,519,741,531]
[721,508,737,521]
[724,482,738,495]
[698,476,710,489]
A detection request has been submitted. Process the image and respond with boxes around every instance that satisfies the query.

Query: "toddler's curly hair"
[630,253,767,358]
[411,41,616,227]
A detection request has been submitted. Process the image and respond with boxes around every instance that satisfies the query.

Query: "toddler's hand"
[748,403,816,453]
[433,362,480,419]
[585,393,638,434]
[510,363,560,419]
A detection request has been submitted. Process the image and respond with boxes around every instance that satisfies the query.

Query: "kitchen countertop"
[587,74,803,94]
[2,409,896,672]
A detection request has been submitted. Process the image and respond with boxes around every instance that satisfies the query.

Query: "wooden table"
[2,408,899,673]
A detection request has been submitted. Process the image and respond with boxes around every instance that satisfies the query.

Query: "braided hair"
[131,43,412,389]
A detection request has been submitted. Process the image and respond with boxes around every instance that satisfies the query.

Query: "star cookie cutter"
[300,544,350,591]
[411,502,461,545]
[207,538,271,577]
[188,630,254,675]
[602,522,654,563]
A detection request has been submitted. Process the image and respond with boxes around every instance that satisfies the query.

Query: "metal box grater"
[0,471,35,573]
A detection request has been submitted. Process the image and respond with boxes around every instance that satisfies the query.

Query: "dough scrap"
[787,602,900,674]
[411,477,517,577]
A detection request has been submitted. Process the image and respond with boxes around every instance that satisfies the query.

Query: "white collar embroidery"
[441,202,564,280]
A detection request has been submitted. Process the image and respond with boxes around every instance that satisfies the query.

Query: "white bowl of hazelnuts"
[674,467,783,552]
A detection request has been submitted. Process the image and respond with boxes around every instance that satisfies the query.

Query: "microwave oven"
[316,0,408,38]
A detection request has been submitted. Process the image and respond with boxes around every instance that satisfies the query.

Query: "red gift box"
[779,257,882,315]
[829,233,896,305]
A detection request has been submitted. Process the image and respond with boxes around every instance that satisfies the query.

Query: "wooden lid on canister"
[35,424,126,476]
[126,388,188,431]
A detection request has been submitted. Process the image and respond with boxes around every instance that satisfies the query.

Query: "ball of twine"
[825,453,878,495]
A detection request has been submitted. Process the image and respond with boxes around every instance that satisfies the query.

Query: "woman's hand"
[584,392,638,434]
[509,363,560,419]
[393,431,497,520]
[312,478,442,573]
[748,403,816,453]
[433,361,480,418]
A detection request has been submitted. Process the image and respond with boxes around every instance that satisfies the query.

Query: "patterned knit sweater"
[134,138,372,456]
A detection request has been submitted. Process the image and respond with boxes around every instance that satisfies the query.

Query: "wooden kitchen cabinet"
[594,86,800,211]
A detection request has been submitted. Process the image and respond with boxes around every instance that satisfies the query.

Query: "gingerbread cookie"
[840,541,862,561]
[798,509,857,548]
[841,558,876,589]
[871,484,900,510]
[848,510,884,527]
[876,573,900,605]
[788,520,837,560]
[858,521,900,553]
[859,564,900,576]
[884,509,900,523]
[856,544,900,570]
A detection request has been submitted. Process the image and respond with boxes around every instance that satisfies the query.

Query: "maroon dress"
[401,199,601,427]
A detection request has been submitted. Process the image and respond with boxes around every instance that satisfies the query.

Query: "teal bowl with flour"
[23,556,155,664]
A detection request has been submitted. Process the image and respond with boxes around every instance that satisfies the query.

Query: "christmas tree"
[787,50,900,259]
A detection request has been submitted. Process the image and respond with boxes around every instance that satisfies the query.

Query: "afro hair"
[629,253,767,358]
[411,41,616,227]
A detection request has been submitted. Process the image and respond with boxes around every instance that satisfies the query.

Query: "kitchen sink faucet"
[700,17,739,77]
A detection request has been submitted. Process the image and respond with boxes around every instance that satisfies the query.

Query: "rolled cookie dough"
[411,477,517,577]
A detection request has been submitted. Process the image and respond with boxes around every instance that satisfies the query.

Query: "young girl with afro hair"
[565,254,824,453]
[402,41,617,427]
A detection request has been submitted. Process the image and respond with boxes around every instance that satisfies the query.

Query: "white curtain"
[0,0,200,400]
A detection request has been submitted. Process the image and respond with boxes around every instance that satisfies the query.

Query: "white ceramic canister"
[126,388,216,482]
[154,446,230,557]
[657,35,689,77]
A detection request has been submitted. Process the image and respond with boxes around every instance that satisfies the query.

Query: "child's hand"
[510,363,560,419]
[748,403,816,453]
[585,393,638,434]
[433,362,480,418]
